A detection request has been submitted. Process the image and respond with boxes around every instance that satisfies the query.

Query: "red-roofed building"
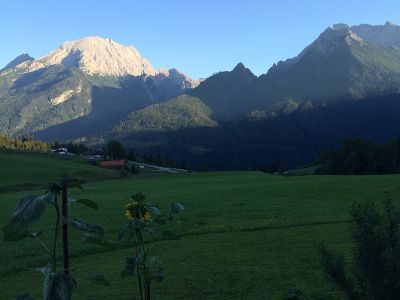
[100,160,126,169]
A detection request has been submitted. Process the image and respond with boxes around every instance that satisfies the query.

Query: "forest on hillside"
[0,134,49,152]
[316,138,400,175]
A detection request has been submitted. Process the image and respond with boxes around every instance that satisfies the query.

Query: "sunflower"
[125,201,151,222]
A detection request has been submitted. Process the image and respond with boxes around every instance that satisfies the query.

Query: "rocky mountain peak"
[331,23,350,31]
[152,68,201,89]
[233,62,246,71]
[20,36,157,76]
[0,53,34,73]
[351,22,400,48]
[10,36,198,87]
[231,63,256,80]
[296,24,367,58]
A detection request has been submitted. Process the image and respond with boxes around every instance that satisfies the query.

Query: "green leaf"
[170,202,184,213]
[35,264,52,300]
[85,272,111,286]
[148,205,161,216]
[69,218,104,237]
[3,223,28,241]
[14,293,35,300]
[162,230,180,240]
[70,198,98,210]
[121,256,138,277]
[49,273,77,300]
[3,194,52,241]
[35,265,51,275]
[36,265,77,300]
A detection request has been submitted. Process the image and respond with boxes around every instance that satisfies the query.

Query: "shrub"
[320,193,400,299]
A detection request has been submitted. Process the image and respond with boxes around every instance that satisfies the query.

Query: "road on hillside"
[129,161,188,173]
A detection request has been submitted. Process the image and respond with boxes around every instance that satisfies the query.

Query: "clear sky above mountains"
[1,0,400,79]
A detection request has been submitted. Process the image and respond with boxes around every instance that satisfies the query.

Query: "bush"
[320,194,400,299]
[130,164,141,174]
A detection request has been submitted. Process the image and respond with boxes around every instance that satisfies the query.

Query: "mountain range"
[0,36,199,139]
[2,22,400,169]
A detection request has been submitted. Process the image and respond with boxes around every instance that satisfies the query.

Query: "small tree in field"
[320,193,400,300]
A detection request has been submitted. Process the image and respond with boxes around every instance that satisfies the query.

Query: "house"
[51,147,68,155]
[100,160,126,169]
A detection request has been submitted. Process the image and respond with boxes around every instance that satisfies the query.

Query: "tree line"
[106,140,183,169]
[0,134,182,170]
[0,134,49,152]
[315,138,400,175]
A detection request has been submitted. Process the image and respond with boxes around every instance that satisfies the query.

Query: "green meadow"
[0,151,119,193]
[1,151,399,299]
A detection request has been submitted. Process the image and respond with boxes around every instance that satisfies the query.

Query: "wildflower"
[125,201,151,222]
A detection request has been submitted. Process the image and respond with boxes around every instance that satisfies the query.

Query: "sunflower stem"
[135,226,145,300]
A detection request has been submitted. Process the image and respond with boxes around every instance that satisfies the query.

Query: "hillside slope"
[258,24,400,104]
[0,151,119,193]
[188,63,258,119]
[113,95,218,133]
[114,94,400,170]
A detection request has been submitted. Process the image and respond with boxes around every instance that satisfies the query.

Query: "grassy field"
[0,151,120,193]
[1,152,400,299]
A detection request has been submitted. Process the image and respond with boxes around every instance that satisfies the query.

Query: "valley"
[2,10,400,299]
[2,22,400,170]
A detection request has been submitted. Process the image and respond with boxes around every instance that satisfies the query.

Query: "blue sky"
[1,0,399,78]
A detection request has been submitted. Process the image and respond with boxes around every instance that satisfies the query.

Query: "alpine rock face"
[16,36,157,76]
[0,36,198,139]
[351,21,400,48]
[0,53,34,73]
